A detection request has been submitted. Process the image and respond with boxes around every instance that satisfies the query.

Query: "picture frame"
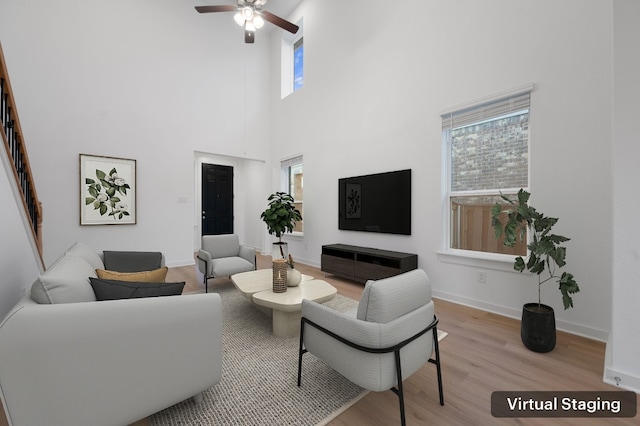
[80,154,136,225]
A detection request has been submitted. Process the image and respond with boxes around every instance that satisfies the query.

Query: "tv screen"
[338,169,411,235]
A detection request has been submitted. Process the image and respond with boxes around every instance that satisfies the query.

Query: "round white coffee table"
[231,269,337,337]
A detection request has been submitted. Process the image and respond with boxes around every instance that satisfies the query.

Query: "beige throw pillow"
[95,267,168,282]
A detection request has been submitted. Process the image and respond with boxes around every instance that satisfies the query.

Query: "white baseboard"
[432,289,609,342]
[166,259,196,268]
[603,367,640,393]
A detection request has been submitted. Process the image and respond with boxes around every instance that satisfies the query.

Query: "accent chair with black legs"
[297,269,444,426]
[197,234,256,292]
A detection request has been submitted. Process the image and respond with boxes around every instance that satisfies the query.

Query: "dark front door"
[202,163,234,235]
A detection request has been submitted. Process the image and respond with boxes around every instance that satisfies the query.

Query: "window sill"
[283,232,303,240]
[436,248,521,273]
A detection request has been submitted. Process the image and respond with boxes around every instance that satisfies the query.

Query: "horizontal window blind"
[281,155,303,168]
[442,90,531,130]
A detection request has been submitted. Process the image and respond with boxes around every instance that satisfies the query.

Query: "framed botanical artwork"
[80,154,136,225]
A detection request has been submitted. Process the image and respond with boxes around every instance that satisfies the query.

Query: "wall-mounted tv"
[338,169,411,235]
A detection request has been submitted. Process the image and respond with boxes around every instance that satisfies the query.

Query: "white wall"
[0,0,272,267]
[268,0,614,341]
[606,0,640,392]
[0,152,43,318]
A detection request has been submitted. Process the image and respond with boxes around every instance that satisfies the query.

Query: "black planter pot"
[521,303,556,353]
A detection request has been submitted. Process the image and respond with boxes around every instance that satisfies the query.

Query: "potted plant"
[260,192,302,260]
[491,189,580,352]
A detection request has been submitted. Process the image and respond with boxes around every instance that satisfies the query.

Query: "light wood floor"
[2,255,637,426]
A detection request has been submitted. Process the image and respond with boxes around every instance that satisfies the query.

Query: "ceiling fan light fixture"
[233,12,245,26]
[241,6,254,21]
[253,15,264,29]
[245,20,256,32]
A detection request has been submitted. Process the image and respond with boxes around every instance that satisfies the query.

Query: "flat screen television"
[338,169,411,235]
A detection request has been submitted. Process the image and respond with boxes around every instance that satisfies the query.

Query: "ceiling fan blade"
[260,11,299,34]
[195,5,238,13]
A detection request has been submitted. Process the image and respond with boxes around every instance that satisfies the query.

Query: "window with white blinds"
[442,86,532,255]
[441,90,531,131]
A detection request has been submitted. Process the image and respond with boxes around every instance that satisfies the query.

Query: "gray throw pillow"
[89,278,184,300]
[102,251,163,272]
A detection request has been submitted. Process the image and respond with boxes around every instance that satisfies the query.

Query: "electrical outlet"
[477,271,486,283]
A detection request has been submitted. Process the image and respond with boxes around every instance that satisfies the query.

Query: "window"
[281,19,303,98]
[442,87,532,256]
[281,155,303,233]
[293,37,304,91]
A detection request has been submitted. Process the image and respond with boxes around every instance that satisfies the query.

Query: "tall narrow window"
[281,18,303,98]
[442,87,532,256]
[281,156,303,233]
[293,37,304,91]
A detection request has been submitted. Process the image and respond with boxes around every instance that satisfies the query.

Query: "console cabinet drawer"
[321,254,354,277]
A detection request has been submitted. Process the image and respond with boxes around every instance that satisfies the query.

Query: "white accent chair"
[197,234,256,292]
[297,269,443,426]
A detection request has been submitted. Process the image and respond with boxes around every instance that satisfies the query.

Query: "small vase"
[287,268,302,287]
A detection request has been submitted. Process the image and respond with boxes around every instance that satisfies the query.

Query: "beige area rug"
[150,282,448,426]
[150,282,368,426]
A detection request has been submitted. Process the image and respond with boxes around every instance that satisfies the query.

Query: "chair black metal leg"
[297,319,306,386]
[432,325,444,406]
[394,350,406,426]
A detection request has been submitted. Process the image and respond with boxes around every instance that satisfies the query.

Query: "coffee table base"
[272,310,303,337]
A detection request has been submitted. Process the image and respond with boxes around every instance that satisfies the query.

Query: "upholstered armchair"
[197,234,256,292]
[297,269,443,426]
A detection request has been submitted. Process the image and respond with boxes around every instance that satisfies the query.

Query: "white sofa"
[0,242,222,426]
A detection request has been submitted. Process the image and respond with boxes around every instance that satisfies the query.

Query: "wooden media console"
[321,244,418,283]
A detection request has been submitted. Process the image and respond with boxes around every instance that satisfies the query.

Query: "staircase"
[0,42,43,264]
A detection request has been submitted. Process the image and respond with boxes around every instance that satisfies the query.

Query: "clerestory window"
[281,18,303,98]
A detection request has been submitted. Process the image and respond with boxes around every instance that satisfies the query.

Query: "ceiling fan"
[195,0,299,44]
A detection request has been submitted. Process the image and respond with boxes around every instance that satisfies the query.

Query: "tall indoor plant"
[491,189,580,352]
[260,192,302,260]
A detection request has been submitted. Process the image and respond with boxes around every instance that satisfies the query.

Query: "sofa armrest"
[239,245,256,268]
[0,293,222,426]
[197,249,212,275]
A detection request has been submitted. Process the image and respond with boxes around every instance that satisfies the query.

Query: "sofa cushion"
[210,257,254,278]
[95,267,168,282]
[65,242,105,270]
[89,278,184,300]
[103,251,163,272]
[31,255,98,304]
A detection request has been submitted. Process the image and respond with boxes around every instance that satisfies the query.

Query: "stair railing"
[0,42,44,261]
